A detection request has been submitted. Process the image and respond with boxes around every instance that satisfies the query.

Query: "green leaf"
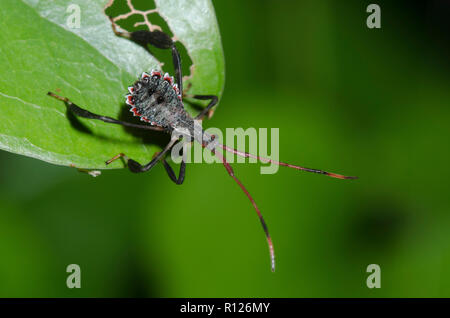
[0,0,224,169]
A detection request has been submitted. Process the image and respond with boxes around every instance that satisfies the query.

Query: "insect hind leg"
[47,92,163,132]
[108,17,183,92]
[188,95,219,120]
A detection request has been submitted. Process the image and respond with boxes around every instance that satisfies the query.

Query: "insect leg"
[162,158,186,185]
[109,17,183,92]
[188,95,219,120]
[170,45,183,93]
[106,138,178,173]
[47,92,164,132]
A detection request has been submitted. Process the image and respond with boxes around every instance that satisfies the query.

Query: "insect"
[48,17,357,272]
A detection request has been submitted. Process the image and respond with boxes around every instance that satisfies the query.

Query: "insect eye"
[142,76,149,83]
[157,96,165,104]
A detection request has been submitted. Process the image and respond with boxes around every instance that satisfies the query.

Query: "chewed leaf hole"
[104,0,193,79]
[130,0,157,11]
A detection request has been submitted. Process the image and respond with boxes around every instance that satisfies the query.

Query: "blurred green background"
[1,0,450,297]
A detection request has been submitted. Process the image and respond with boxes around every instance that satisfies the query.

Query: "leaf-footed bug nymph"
[48,15,357,272]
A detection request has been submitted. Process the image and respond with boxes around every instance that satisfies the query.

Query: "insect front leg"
[162,158,185,185]
[106,138,178,174]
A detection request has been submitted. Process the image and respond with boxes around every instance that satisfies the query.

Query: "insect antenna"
[212,149,276,272]
[219,144,358,180]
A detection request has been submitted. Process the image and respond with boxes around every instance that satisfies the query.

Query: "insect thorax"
[125,70,194,132]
